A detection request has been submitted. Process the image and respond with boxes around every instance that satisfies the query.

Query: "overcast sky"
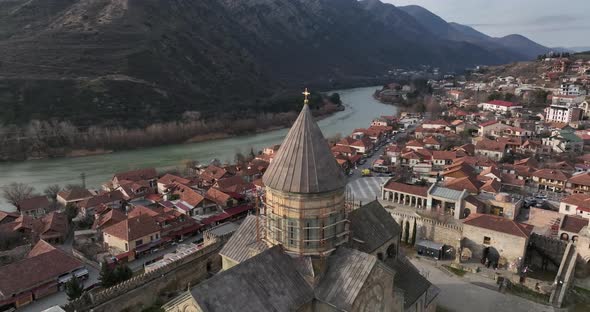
[384,0,590,48]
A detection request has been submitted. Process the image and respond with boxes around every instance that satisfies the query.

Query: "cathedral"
[163,91,439,312]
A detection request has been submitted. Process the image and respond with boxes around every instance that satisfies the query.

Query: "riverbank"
[0,100,343,163]
[0,86,395,211]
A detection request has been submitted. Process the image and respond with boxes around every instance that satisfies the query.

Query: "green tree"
[65,203,78,223]
[114,264,133,283]
[99,261,116,287]
[328,93,342,105]
[65,277,84,301]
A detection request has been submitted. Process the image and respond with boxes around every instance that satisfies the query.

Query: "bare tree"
[2,182,35,208]
[44,184,61,202]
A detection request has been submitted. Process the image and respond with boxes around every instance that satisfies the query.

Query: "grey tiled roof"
[315,247,378,311]
[349,201,401,253]
[191,246,314,312]
[430,186,466,201]
[386,258,437,309]
[219,215,268,263]
[262,104,347,194]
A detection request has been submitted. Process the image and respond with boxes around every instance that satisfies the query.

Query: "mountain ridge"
[0,0,551,127]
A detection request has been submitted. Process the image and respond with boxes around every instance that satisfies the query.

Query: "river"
[0,86,396,211]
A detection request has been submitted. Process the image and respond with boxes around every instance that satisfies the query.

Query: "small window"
[483,236,491,245]
[565,205,570,212]
[125,243,128,251]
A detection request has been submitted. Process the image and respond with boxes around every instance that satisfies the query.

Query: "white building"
[559,82,587,96]
[478,100,522,113]
[545,102,582,123]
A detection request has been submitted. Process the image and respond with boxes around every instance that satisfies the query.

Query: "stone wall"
[64,241,223,312]
[528,233,568,271]
[389,210,462,250]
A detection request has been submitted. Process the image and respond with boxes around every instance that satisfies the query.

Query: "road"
[411,259,554,312]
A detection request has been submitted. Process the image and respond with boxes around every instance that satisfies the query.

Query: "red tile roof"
[17,196,51,213]
[480,120,499,127]
[532,169,571,181]
[560,215,588,234]
[568,172,590,186]
[383,181,428,197]
[158,173,192,187]
[171,183,205,207]
[464,214,533,238]
[444,177,482,194]
[79,191,124,209]
[103,214,160,242]
[0,240,83,301]
[114,168,157,182]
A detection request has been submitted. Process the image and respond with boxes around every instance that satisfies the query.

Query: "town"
[2,52,590,312]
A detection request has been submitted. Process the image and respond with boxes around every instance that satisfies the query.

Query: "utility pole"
[80,172,86,189]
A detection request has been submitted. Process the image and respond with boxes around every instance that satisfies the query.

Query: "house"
[432,151,458,170]
[422,120,449,130]
[214,176,255,195]
[157,174,193,194]
[423,137,441,150]
[56,188,93,206]
[532,169,571,192]
[169,183,216,216]
[385,145,403,164]
[103,214,161,260]
[92,208,127,231]
[331,145,357,158]
[17,196,52,218]
[205,187,238,209]
[475,139,507,161]
[559,193,590,219]
[405,140,425,151]
[0,240,84,308]
[116,180,154,201]
[462,214,533,272]
[200,165,230,185]
[542,129,584,153]
[112,168,158,190]
[38,212,69,244]
[0,211,19,225]
[478,100,523,113]
[78,191,125,217]
[350,137,374,155]
[568,172,590,195]
[448,90,464,101]
[478,120,507,137]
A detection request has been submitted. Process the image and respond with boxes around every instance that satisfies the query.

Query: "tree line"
[0,94,342,161]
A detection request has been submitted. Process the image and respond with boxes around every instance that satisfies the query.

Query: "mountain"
[399,5,551,60]
[0,0,547,127]
[569,46,590,53]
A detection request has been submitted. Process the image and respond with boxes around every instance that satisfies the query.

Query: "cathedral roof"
[262,104,346,194]
[349,201,401,253]
[190,246,314,312]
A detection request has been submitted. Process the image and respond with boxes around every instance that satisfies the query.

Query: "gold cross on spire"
[303,88,311,105]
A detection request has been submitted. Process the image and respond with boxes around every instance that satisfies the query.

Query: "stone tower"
[262,92,348,256]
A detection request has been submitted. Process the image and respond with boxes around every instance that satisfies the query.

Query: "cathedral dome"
[262,103,347,194]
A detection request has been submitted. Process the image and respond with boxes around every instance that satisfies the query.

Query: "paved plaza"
[346,177,389,203]
[411,259,555,312]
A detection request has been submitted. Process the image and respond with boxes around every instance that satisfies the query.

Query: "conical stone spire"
[262,99,347,194]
